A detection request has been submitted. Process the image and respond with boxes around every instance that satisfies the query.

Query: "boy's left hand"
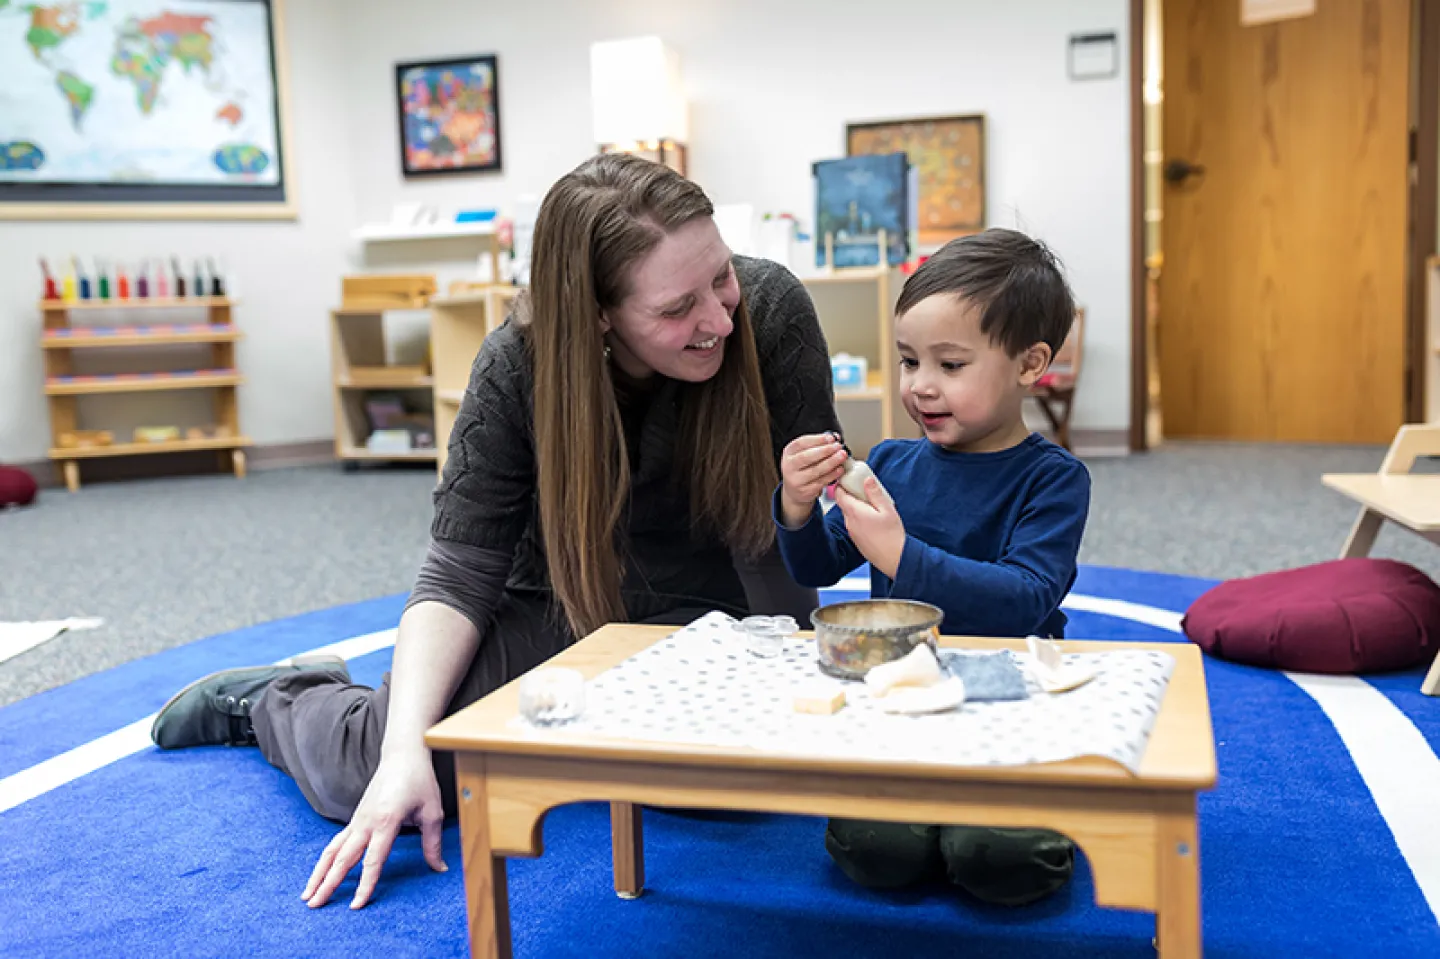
[834,476,905,580]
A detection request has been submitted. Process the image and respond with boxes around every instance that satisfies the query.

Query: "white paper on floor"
[0,618,103,666]
[519,611,1176,773]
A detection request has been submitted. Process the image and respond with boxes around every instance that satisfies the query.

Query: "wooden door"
[1160,0,1411,443]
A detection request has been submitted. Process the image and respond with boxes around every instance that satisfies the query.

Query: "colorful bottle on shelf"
[39,258,58,300]
[155,260,169,299]
[116,263,130,300]
[136,260,150,299]
[193,261,205,299]
[75,257,91,300]
[62,268,77,303]
[172,257,186,298]
[209,257,224,297]
[97,260,111,300]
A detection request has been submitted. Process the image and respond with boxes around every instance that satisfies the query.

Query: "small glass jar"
[741,615,785,658]
[771,615,799,637]
[518,667,586,726]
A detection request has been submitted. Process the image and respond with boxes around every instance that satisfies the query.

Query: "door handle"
[1163,158,1207,184]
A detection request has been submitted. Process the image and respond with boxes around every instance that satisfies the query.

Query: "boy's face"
[895,294,1050,453]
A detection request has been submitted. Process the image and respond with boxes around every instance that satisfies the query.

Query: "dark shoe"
[940,826,1075,906]
[825,818,944,889]
[150,655,349,749]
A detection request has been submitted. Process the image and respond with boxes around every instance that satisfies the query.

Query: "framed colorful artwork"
[846,114,985,244]
[0,0,295,220]
[395,54,502,177]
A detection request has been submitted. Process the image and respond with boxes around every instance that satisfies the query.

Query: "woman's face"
[602,217,740,383]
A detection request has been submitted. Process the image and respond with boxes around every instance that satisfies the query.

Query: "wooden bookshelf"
[799,232,907,458]
[430,285,522,475]
[41,298,248,491]
[330,299,440,466]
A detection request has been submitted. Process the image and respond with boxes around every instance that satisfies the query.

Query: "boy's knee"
[939,826,1075,906]
[824,818,942,889]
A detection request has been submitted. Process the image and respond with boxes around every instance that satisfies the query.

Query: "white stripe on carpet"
[1284,673,1440,924]
[0,618,104,666]
[0,628,397,816]
[1060,593,1185,633]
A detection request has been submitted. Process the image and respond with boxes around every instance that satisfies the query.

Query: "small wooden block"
[792,685,846,715]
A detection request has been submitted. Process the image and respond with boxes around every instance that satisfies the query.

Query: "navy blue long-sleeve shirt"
[776,433,1090,638]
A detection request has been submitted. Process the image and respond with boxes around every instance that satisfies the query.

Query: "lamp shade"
[590,37,688,145]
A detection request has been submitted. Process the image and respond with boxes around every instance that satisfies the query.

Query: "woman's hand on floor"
[301,751,448,909]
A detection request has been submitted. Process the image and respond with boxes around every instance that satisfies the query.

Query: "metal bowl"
[810,599,945,680]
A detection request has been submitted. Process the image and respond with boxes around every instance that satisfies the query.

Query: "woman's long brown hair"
[521,154,776,638]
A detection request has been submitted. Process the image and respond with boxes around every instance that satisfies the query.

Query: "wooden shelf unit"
[799,242,908,458]
[41,298,248,491]
[330,303,439,465]
[430,286,523,475]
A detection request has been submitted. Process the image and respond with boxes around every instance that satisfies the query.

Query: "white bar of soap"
[792,684,847,715]
[838,458,890,506]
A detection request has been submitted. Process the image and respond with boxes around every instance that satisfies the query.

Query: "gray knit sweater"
[412,255,841,631]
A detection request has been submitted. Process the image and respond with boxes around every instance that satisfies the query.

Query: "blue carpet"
[2,566,1438,958]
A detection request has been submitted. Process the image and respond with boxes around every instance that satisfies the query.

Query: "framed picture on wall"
[846,114,985,244]
[395,54,502,177]
[0,0,295,220]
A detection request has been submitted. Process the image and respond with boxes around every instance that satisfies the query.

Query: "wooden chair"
[1322,423,1440,695]
[1031,308,1085,451]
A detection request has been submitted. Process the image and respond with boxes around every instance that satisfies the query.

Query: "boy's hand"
[779,432,847,529]
[834,476,906,579]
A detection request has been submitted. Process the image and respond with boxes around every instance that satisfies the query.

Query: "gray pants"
[251,557,818,823]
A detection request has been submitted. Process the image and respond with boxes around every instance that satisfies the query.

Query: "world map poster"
[0,0,285,205]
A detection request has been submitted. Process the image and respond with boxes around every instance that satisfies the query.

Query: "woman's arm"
[382,539,514,759]
[304,325,535,910]
[380,603,480,761]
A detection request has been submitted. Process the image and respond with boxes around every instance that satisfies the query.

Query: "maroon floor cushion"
[0,466,37,509]
[1182,558,1440,674]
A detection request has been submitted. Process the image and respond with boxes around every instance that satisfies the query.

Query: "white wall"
[0,0,357,463]
[0,0,1132,463]
[337,0,1132,433]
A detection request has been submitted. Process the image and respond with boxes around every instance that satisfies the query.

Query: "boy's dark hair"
[895,228,1075,357]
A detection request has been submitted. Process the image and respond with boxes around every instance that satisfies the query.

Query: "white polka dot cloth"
[526,611,1176,773]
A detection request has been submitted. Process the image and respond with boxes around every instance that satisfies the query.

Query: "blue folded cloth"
[939,650,1029,701]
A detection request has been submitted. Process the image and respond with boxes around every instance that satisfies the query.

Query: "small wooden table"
[426,627,1217,959]
[1323,422,1440,695]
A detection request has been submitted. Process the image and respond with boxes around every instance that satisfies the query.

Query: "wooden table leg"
[62,460,80,492]
[610,801,645,899]
[456,755,513,959]
[1155,797,1202,958]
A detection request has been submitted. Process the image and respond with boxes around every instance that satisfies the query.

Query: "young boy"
[775,228,1091,906]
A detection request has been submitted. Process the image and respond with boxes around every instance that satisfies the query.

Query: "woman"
[150,153,844,909]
